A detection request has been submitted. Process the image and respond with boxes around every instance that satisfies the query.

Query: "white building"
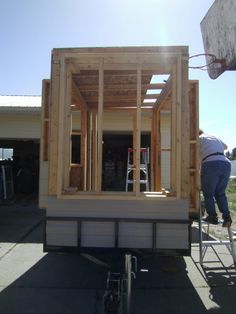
[0,95,41,196]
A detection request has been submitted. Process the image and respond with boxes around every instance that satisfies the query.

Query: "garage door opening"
[0,139,39,200]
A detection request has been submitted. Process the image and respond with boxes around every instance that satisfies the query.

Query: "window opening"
[0,148,14,161]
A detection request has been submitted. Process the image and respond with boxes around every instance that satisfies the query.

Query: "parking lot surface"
[0,201,236,314]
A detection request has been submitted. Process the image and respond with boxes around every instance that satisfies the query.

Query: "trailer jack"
[103,254,137,314]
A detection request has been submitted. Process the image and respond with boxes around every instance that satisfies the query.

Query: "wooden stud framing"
[40,46,201,254]
[135,66,142,195]
[81,106,88,191]
[91,111,98,191]
[56,56,67,196]
[156,109,161,191]
[176,56,182,199]
[180,56,190,199]
[189,81,200,215]
[63,65,72,189]
[48,54,61,196]
[40,79,50,162]
[151,108,161,191]
[87,111,92,191]
[97,60,104,192]
[150,108,156,191]
[171,66,177,194]
[45,47,197,204]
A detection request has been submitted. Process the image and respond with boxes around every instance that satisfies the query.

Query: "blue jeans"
[201,160,231,218]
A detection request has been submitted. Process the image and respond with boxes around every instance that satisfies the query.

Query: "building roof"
[0,95,41,107]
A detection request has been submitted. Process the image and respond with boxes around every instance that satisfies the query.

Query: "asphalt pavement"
[0,199,236,314]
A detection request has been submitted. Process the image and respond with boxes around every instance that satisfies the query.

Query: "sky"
[0,0,235,152]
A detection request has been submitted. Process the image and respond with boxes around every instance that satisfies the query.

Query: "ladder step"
[127,180,148,184]
[199,213,236,266]
[202,240,232,245]
[125,147,149,192]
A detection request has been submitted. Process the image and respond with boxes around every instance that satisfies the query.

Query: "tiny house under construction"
[39,46,199,255]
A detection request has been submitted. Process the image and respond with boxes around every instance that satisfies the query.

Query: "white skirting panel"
[46,221,77,247]
[118,222,153,249]
[81,222,115,247]
[156,223,189,249]
[45,197,189,250]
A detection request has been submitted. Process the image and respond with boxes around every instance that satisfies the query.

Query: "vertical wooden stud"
[57,56,66,196]
[63,65,72,189]
[48,53,61,196]
[171,65,177,194]
[176,55,182,199]
[97,60,104,192]
[135,66,142,195]
[180,55,190,199]
[40,79,50,162]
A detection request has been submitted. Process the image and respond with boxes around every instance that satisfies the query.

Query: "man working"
[199,129,232,227]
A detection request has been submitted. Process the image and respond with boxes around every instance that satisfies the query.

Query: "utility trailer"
[39,46,199,255]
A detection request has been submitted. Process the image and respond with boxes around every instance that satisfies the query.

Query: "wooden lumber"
[63,66,72,189]
[189,81,199,214]
[40,79,50,162]
[86,112,92,191]
[151,108,156,191]
[180,55,189,199]
[175,56,182,199]
[135,67,142,195]
[48,53,61,196]
[40,46,200,253]
[92,111,98,191]
[81,108,88,191]
[97,60,104,192]
[56,56,67,196]
[44,46,196,204]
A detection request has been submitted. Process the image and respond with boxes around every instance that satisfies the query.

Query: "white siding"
[81,222,115,247]
[103,111,133,131]
[119,222,153,248]
[46,221,77,246]
[0,113,40,139]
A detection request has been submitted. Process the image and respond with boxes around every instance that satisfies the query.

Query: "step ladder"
[199,207,236,267]
[125,148,149,192]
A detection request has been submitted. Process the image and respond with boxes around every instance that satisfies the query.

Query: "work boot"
[202,215,218,225]
[222,215,232,228]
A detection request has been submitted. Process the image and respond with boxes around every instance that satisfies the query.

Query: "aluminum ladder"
[125,148,149,192]
[199,206,236,267]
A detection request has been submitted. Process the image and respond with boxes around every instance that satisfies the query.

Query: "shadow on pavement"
[1,203,236,313]
[0,200,45,244]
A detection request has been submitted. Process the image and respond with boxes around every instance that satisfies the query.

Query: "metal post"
[124,254,132,314]
[199,196,203,265]
[227,226,236,265]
